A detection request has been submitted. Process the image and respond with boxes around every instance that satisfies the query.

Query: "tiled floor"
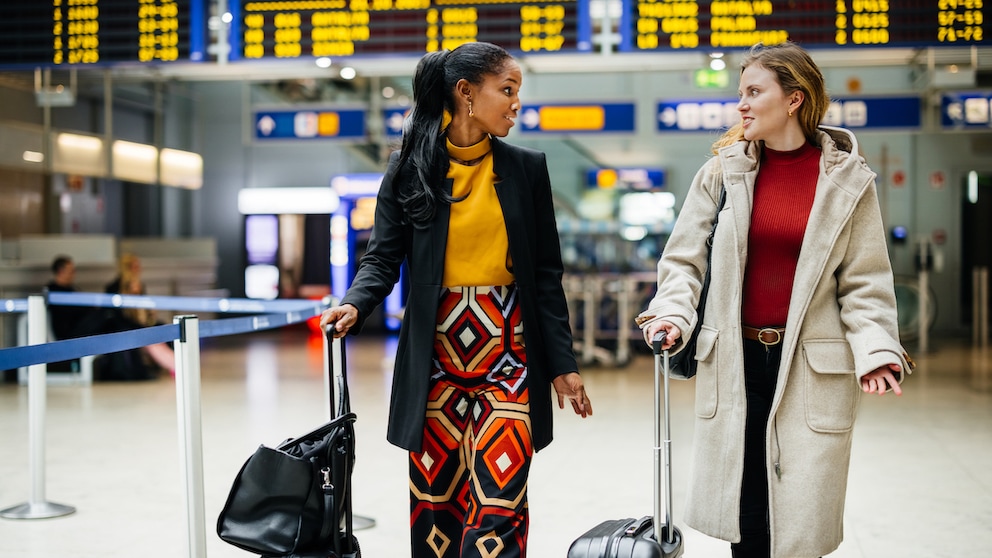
[1,328,991,557]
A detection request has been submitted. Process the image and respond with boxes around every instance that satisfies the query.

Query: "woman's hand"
[552,372,592,418]
[643,320,682,351]
[861,364,903,396]
[319,304,359,338]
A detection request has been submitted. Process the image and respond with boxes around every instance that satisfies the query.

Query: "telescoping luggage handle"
[324,324,350,421]
[324,323,377,536]
[652,331,676,546]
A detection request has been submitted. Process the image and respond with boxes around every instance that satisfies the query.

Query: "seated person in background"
[46,254,107,340]
[119,273,155,327]
[105,252,143,296]
[46,254,174,379]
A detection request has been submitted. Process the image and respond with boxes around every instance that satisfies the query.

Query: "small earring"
[788,109,794,117]
[468,100,474,118]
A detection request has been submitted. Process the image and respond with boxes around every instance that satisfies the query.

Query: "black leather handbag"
[641,187,726,380]
[217,328,360,558]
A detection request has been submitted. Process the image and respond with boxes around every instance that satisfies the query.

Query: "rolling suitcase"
[567,333,684,558]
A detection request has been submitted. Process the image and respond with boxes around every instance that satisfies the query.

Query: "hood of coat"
[717,125,875,194]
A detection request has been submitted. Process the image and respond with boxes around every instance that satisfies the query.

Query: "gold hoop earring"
[468,100,474,118]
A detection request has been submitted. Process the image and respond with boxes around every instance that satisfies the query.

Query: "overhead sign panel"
[230,0,591,60]
[0,0,204,68]
[622,1,987,52]
[255,109,367,140]
[657,97,921,132]
[518,103,635,133]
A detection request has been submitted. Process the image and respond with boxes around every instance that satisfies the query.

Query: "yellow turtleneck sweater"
[443,136,514,287]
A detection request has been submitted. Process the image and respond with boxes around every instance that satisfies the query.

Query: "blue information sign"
[941,93,992,129]
[657,96,921,132]
[383,108,408,139]
[254,109,367,140]
[585,168,665,190]
[518,103,636,134]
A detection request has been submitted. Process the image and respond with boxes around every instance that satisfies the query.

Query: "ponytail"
[398,50,454,224]
[398,43,512,224]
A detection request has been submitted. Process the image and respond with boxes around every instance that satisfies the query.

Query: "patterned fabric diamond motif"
[458,325,478,347]
[427,525,451,557]
[483,430,525,489]
[421,451,435,472]
[476,531,506,558]
[495,451,512,473]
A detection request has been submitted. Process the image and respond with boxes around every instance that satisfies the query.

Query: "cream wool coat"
[639,127,911,558]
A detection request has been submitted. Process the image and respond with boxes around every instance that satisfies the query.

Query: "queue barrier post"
[174,315,207,558]
[0,295,76,520]
[975,267,989,348]
[917,238,930,354]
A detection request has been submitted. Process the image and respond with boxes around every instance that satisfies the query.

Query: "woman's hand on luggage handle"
[553,372,592,418]
[861,364,903,396]
[320,304,359,338]
[643,320,681,351]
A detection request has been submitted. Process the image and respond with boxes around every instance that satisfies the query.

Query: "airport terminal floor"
[1,327,991,557]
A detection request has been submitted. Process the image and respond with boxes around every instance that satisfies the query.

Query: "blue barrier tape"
[2,299,28,313]
[47,291,326,314]
[199,307,322,338]
[0,304,326,371]
[0,324,179,371]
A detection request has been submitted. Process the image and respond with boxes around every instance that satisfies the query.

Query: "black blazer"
[342,137,578,453]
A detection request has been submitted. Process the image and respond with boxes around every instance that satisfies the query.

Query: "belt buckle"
[757,327,782,346]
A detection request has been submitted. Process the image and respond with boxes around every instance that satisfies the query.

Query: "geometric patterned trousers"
[409,284,532,558]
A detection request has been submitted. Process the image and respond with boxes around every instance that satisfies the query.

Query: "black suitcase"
[567,334,685,558]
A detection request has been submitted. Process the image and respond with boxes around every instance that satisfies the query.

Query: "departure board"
[230,0,589,60]
[623,1,987,51]
[0,0,201,67]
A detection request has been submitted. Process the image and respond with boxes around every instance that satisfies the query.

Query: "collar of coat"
[716,125,876,198]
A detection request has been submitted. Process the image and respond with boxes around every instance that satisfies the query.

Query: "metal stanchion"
[582,275,597,365]
[616,275,631,366]
[1,295,75,520]
[975,267,981,347]
[173,315,207,558]
[918,239,930,354]
[979,267,989,347]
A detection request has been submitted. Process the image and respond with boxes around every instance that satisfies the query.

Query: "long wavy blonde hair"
[712,41,830,154]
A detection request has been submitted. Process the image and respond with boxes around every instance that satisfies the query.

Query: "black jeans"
[731,338,782,558]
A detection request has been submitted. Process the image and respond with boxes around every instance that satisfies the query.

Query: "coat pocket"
[802,339,860,433]
[693,326,719,419]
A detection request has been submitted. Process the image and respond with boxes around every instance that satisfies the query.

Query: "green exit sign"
[694,69,730,89]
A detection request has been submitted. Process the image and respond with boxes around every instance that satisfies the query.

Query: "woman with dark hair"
[638,41,913,558]
[320,42,591,557]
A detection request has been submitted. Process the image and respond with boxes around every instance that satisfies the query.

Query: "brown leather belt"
[742,326,785,346]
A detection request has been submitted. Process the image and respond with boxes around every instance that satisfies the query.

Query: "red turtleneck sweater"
[741,142,821,327]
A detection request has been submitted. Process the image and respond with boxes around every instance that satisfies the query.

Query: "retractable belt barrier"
[1,292,326,370]
[0,292,333,558]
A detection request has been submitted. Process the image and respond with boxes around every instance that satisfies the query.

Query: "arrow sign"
[257,115,276,136]
[254,109,367,140]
